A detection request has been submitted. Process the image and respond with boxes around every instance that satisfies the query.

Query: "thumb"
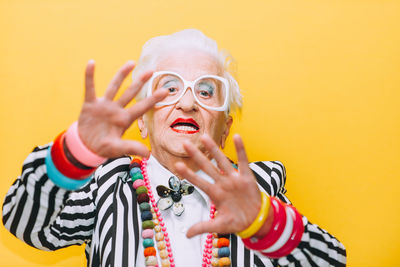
[186,217,225,238]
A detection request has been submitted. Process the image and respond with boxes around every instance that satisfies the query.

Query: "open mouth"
[170,118,200,134]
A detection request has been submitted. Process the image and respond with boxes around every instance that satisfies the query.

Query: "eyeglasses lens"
[151,73,226,108]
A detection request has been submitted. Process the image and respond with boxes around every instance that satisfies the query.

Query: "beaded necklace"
[129,157,231,267]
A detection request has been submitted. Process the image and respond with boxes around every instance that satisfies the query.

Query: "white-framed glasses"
[146,71,229,111]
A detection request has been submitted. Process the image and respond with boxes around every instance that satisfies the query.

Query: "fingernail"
[88,59,95,64]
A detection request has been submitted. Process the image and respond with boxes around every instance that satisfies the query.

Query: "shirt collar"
[147,155,215,206]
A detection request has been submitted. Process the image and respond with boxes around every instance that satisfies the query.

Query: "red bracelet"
[51,131,95,180]
[262,205,304,258]
[242,197,286,251]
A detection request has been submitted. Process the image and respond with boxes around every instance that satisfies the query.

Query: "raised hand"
[77,60,168,159]
[174,134,263,238]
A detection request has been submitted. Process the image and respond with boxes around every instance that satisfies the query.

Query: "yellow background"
[0,0,399,266]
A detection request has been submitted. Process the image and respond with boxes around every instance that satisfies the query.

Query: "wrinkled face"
[139,49,233,159]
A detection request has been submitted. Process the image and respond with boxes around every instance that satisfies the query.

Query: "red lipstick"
[170,118,200,134]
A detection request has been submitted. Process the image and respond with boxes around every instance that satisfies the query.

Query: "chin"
[167,139,205,158]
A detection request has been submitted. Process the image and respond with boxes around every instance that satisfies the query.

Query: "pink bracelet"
[64,122,106,167]
[262,205,304,258]
[242,197,287,251]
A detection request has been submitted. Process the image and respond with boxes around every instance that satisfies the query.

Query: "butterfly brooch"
[156,176,195,216]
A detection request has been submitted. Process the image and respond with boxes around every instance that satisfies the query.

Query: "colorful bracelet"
[261,204,293,254]
[45,146,92,190]
[263,205,304,258]
[63,137,93,170]
[242,196,287,251]
[237,191,270,239]
[64,121,106,167]
[51,131,95,179]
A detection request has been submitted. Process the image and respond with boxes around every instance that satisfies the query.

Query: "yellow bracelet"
[237,191,270,239]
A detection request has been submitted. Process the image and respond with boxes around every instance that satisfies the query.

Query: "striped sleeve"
[250,161,347,267]
[2,144,98,251]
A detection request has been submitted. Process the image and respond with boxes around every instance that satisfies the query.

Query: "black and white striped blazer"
[2,144,346,266]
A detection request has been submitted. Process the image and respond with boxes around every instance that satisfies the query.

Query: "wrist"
[237,192,270,239]
[65,121,106,167]
[253,201,274,239]
[241,197,304,258]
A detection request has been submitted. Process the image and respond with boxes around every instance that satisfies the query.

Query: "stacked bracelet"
[45,145,92,190]
[242,197,304,259]
[263,205,303,258]
[63,137,94,171]
[242,197,286,250]
[237,192,270,239]
[45,121,107,190]
[51,131,95,179]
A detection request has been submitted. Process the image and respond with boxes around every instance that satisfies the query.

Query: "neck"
[150,149,206,180]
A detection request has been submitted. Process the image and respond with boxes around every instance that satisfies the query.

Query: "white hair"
[132,29,242,114]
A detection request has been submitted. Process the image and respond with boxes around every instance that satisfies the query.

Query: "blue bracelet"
[45,146,92,190]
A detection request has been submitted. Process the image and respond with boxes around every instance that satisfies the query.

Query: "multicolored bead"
[136,186,148,195]
[142,229,154,239]
[143,238,154,248]
[155,232,164,241]
[218,257,231,266]
[144,247,157,257]
[145,255,157,265]
[218,247,230,257]
[137,193,150,203]
[217,237,230,248]
[131,172,144,182]
[141,211,153,221]
[161,259,171,267]
[139,202,151,212]
[142,220,155,229]
[159,249,168,259]
[130,167,141,176]
[157,240,166,250]
[133,179,145,189]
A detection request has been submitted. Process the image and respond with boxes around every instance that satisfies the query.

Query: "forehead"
[155,49,222,80]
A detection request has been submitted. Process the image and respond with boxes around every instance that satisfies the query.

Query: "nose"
[175,87,198,111]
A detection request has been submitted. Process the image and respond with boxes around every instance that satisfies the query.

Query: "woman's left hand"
[175,134,262,238]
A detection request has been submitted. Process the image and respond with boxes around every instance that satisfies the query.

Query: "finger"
[117,70,153,107]
[111,139,150,158]
[233,134,252,176]
[126,87,169,122]
[186,217,226,238]
[175,162,216,199]
[200,134,235,175]
[182,140,221,181]
[85,60,96,102]
[104,61,136,100]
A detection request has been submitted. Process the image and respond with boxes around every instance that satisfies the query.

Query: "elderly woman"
[2,29,346,267]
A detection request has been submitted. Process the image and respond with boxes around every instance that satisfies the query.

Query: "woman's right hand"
[77,60,167,159]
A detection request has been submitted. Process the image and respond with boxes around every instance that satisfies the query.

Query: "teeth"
[173,125,198,132]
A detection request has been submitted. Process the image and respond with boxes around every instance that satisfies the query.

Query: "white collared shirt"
[136,155,213,267]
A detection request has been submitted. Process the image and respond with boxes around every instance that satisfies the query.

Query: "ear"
[138,116,148,139]
[220,115,233,149]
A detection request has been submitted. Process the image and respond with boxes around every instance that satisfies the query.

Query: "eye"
[168,87,177,93]
[197,82,215,98]
[162,80,179,94]
[199,89,212,97]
